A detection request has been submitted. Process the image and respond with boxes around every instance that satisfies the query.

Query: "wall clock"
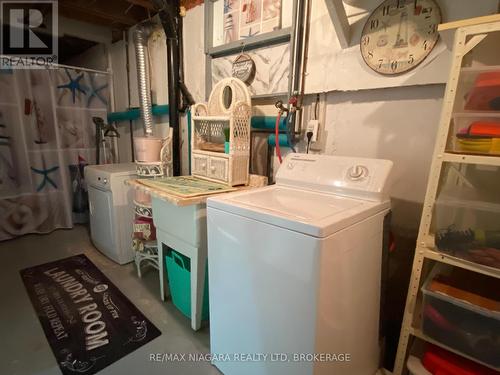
[360,0,442,75]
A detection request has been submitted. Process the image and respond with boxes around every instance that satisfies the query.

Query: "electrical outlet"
[306,119,319,143]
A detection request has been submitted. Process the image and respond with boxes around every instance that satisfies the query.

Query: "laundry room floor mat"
[20,254,161,375]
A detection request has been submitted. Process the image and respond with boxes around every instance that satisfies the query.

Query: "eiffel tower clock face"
[360,0,442,75]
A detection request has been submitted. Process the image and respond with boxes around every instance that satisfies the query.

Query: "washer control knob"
[103,178,108,184]
[287,162,294,170]
[348,165,368,180]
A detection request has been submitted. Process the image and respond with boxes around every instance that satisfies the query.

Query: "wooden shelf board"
[438,14,500,31]
[423,248,500,280]
[391,18,500,375]
[442,152,500,166]
[461,64,500,73]
[452,111,500,118]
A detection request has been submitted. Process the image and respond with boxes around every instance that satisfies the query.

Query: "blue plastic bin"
[165,249,209,321]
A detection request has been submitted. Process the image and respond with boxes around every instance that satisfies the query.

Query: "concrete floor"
[0,225,221,375]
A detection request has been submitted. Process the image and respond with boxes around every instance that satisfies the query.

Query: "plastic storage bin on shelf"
[421,265,500,369]
[450,114,500,155]
[464,71,500,112]
[454,66,500,113]
[164,249,209,321]
[422,344,500,375]
[434,163,500,270]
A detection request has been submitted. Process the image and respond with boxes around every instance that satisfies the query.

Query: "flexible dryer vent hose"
[133,24,154,136]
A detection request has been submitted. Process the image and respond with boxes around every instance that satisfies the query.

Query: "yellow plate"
[457,138,500,153]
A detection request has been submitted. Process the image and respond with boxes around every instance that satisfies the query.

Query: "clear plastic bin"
[433,163,500,269]
[448,113,500,155]
[421,265,500,369]
[454,66,500,113]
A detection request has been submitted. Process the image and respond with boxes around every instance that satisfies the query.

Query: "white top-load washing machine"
[207,153,393,375]
[85,163,136,265]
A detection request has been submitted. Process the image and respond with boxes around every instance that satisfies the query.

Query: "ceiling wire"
[124,3,134,14]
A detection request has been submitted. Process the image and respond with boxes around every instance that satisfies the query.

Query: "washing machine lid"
[85,163,137,188]
[85,163,137,177]
[207,185,389,237]
[275,153,393,202]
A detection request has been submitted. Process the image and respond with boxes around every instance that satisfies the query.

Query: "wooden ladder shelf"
[393,19,500,375]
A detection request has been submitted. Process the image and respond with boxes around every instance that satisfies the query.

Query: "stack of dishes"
[456,121,500,154]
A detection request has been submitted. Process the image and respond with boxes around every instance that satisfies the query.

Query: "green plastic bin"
[165,249,209,321]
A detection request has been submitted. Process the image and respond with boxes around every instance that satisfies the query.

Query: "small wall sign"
[232,53,255,84]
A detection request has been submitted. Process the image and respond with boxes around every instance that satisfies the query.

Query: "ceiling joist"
[326,0,351,49]
[126,0,155,11]
[58,0,154,31]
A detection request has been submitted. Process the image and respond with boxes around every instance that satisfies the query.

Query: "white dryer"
[85,163,136,265]
[207,153,393,375]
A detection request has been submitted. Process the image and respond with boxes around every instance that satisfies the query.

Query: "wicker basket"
[191,78,251,186]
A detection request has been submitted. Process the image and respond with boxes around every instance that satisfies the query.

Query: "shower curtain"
[0,67,110,241]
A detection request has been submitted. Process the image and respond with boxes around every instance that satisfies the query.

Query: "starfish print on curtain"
[57,69,87,104]
[31,156,59,191]
[82,74,108,108]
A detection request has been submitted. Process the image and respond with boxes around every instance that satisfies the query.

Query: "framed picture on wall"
[214,0,285,47]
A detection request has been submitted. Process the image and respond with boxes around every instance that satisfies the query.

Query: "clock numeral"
[382,5,390,16]
[368,51,374,59]
[414,4,422,16]
[408,54,415,64]
[370,19,379,30]
[378,59,384,69]
[362,35,370,46]
[428,24,437,34]
[422,6,433,19]
[391,60,398,71]
[423,40,428,50]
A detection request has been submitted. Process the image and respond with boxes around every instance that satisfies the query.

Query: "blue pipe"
[107,104,169,123]
[108,109,287,165]
[268,134,290,147]
[108,110,285,134]
[251,116,287,131]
